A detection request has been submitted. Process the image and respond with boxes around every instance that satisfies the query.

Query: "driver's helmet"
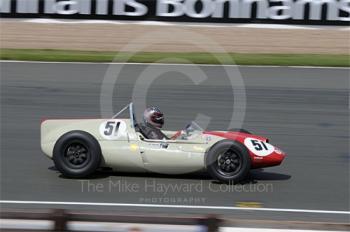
[143,107,164,128]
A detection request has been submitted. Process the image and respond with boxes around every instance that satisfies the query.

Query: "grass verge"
[0,49,349,67]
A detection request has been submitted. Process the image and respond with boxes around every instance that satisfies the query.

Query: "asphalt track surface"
[0,61,349,223]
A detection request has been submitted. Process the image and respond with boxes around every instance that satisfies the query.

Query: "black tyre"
[53,130,101,178]
[205,140,251,183]
[228,128,251,134]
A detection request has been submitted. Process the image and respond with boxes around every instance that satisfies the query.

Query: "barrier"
[0,209,221,231]
[0,0,349,25]
[1,208,349,231]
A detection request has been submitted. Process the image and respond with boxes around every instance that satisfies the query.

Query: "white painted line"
[235,23,320,30]
[14,19,349,31]
[0,60,348,70]
[1,200,349,215]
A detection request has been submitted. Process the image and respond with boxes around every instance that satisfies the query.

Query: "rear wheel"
[53,131,101,178]
[206,140,250,183]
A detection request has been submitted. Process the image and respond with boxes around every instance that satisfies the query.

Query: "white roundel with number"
[99,120,127,140]
[244,137,275,157]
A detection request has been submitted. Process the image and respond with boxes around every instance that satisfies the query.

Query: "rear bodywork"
[41,103,285,175]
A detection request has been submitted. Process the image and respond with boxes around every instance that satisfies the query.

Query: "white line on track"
[1,200,349,215]
[1,60,348,70]
[12,19,350,31]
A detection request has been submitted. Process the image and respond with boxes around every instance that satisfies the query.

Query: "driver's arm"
[170,131,182,140]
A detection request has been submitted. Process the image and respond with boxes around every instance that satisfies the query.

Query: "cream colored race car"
[41,103,285,183]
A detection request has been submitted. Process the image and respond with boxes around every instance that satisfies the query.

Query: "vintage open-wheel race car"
[41,103,285,183]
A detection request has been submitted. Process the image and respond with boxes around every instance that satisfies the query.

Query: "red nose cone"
[274,153,286,166]
[251,150,286,169]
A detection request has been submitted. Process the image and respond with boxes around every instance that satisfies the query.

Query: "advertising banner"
[0,0,349,25]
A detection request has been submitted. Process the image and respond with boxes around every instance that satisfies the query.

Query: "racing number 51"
[251,139,268,151]
[104,121,121,136]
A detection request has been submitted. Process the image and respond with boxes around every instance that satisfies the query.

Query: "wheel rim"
[216,148,242,176]
[64,142,89,168]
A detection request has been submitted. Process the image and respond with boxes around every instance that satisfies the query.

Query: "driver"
[137,107,169,140]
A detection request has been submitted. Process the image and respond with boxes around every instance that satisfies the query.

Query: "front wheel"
[205,140,251,183]
[53,131,101,178]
